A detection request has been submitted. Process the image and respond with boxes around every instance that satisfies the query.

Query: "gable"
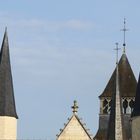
[57,115,92,140]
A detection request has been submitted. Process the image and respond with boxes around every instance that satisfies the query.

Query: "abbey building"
[57,49,139,140]
[0,25,140,140]
[56,25,140,139]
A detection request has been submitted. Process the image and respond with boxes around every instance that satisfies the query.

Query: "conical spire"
[106,45,125,140]
[0,29,18,118]
[99,53,137,98]
[131,74,140,118]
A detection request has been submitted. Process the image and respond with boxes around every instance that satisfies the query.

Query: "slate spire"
[0,29,18,118]
[99,53,137,98]
[106,46,125,140]
[131,74,140,118]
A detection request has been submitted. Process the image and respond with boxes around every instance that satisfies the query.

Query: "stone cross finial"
[71,100,78,114]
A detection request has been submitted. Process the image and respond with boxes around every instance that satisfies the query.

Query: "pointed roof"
[106,60,126,140]
[99,53,137,98]
[57,101,92,140]
[131,74,140,118]
[0,29,18,118]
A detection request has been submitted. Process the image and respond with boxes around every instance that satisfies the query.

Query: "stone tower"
[57,101,93,140]
[0,29,18,139]
[94,52,137,140]
[131,74,140,140]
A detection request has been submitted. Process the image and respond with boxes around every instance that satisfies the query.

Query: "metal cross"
[114,43,121,64]
[121,18,129,52]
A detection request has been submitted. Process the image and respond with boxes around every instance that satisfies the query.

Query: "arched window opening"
[103,99,108,114]
[129,99,135,113]
[123,99,128,114]
[103,99,108,106]
[108,100,112,113]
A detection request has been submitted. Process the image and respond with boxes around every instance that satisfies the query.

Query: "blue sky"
[0,0,140,139]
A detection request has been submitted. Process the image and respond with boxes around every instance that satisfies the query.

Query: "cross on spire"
[114,43,121,64]
[121,18,129,53]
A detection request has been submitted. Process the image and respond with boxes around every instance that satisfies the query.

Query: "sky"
[0,0,140,140]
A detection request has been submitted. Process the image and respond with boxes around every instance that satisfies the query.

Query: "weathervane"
[121,18,129,53]
[114,43,121,65]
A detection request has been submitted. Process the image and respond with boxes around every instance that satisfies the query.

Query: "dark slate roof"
[99,53,137,98]
[0,29,18,118]
[94,129,107,140]
[131,74,140,118]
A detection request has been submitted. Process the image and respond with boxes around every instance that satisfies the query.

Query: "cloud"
[16,19,94,31]
[55,19,94,30]
[0,12,94,32]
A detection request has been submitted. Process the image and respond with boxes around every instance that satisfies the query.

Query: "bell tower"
[94,20,137,140]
